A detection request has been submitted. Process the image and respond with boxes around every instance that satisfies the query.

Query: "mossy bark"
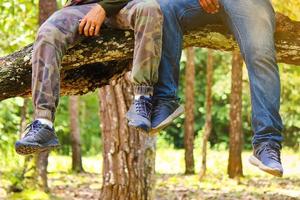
[0,13,299,101]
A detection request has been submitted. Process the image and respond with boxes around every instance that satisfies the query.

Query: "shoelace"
[24,121,43,138]
[256,142,281,162]
[135,97,152,118]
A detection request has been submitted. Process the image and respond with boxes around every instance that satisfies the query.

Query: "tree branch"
[0,13,299,100]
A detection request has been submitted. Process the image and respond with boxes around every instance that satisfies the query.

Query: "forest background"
[0,0,299,199]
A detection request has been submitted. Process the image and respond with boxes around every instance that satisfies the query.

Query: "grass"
[0,148,299,199]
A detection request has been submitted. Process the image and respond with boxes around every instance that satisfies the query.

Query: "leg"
[221,0,283,176]
[108,0,164,132]
[151,0,222,134]
[15,4,98,155]
[32,4,97,122]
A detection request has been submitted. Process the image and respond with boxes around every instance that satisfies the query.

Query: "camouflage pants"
[32,0,163,122]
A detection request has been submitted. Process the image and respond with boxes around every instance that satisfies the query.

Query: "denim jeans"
[154,0,283,145]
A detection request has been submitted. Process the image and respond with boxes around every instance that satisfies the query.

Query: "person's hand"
[198,0,220,14]
[79,4,106,37]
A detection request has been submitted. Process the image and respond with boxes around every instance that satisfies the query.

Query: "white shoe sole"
[149,105,184,136]
[248,155,283,177]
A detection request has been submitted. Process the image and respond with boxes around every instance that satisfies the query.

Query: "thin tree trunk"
[39,0,57,25]
[69,96,84,173]
[36,151,49,192]
[199,49,214,180]
[184,47,195,175]
[35,0,58,192]
[228,51,244,179]
[20,99,28,137]
[98,72,156,200]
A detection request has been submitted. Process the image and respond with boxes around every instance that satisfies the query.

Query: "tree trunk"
[69,95,84,173]
[35,0,58,192]
[228,51,244,179]
[0,13,299,101]
[98,72,156,200]
[184,47,195,175]
[39,0,57,25]
[199,49,214,180]
[36,151,50,192]
[19,98,28,137]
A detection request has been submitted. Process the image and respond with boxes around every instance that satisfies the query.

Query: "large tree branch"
[0,13,299,101]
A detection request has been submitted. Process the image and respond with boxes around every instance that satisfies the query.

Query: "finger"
[89,23,96,36]
[200,0,210,13]
[94,24,101,36]
[79,18,87,34]
[84,20,91,36]
[200,0,207,11]
[212,0,220,9]
[210,0,220,13]
[206,0,217,13]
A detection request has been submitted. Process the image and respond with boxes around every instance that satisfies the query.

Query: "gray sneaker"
[15,120,60,155]
[126,96,152,132]
[249,141,283,177]
[149,98,184,135]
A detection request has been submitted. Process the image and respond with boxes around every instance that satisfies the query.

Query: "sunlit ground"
[0,148,299,200]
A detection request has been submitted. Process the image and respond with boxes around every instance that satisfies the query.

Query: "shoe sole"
[248,155,283,177]
[149,105,184,136]
[15,140,60,155]
[126,112,151,133]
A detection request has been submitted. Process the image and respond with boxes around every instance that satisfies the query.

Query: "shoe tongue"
[139,95,151,101]
[32,120,44,129]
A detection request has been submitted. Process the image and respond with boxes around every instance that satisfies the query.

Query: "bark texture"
[36,151,50,192]
[228,51,244,179]
[69,96,84,173]
[184,47,195,175]
[98,72,156,200]
[199,49,214,180]
[19,99,28,137]
[0,13,299,100]
[39,0,57,25]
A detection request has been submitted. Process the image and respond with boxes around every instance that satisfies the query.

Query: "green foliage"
[0,0,299,158]
[0,0,38,56]
[0,98,23,155]
[54,92,101,156]
[1,150,299,199]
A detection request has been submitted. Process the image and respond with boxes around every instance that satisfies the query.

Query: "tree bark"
[19,99,28,137]
[36,151,50,192]
[69,96,84,173]
[184,47,195,175]
[228,51,244,179]
[39,0,57,25]
[0,13,299,101]
[199,49,214,180]
[98,72,156,200]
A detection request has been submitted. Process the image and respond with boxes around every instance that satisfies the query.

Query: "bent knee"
[36,24,63,44]
[135,0,163,20]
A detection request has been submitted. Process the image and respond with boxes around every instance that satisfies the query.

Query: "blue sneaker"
[126,96,152,132]
[15,120,60,155]
[249,141,283,177]
[149,98,184,135]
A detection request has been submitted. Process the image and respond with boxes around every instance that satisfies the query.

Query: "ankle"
[36,118,53,128]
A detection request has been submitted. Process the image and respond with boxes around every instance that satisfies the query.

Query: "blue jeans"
[154,0,283,145]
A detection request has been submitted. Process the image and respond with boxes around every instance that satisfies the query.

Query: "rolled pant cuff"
[134,85,154,96]
[35,109,54,122]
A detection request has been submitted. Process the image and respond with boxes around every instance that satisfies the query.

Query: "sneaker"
[149,98,184,135]
[249,141,283,177]
[15,120,60,155]
[126,96,152,132]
